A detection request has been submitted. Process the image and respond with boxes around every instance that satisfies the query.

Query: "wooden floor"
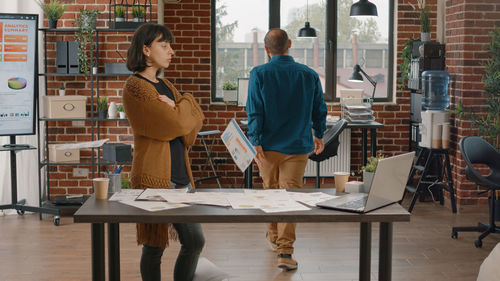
[1,198,499,281]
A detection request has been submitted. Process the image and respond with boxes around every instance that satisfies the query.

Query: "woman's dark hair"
[126,23,174,72]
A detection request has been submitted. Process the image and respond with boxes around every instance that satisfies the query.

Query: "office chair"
[451,136,500,248]
[309,119,348,188]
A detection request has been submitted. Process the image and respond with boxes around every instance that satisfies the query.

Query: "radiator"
[304,129,351,177]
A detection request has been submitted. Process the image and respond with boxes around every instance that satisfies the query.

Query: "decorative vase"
[421,32,431,43]
[48,19,58,29]
[362,170,375,193]
[92,66,98,75]
[108,101,117,118]
[58,89,65,96]
[119,111,126,119]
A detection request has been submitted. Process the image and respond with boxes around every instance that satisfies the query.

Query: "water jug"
[422,70,450,110]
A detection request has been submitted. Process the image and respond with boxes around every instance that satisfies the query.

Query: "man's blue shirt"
[246,55,327,155]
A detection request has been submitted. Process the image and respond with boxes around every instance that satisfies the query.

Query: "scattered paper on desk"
[108,189,144,201]
[119,200,189,212]
[221,119,256,173]
[56,139,109,150]
[136,188,188,201]
[161,192,231,207]
[287,191,338,207]
[261,201,311,213]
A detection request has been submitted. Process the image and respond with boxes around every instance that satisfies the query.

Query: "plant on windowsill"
[453,27,500,149]
[131,6,145,22]
[74,9,99,75]
[97,96,108,120]
[36,0,68,29]
[360,154,385,193]
[222,81,237,103]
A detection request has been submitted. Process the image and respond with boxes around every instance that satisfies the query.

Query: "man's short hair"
[264,29,289,55]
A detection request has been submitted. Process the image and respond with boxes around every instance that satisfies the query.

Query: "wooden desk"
[74,189,410,281]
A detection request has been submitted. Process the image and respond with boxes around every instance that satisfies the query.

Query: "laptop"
[317,151,415,213]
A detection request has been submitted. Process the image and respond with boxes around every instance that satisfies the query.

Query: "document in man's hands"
[221,119,256,172]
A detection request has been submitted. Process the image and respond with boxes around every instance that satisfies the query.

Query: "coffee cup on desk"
[333,172,350,193]
[93,178,110,200]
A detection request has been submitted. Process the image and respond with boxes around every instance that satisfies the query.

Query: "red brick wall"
[445,0,500,205]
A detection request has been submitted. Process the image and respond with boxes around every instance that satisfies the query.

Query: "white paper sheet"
[56,138,109,150]
[160,192,232,207]
[136,188,189,201]
[287,191,339,207]
[119,200,189,212]
[221,119,256,173]
[108,189,144,201]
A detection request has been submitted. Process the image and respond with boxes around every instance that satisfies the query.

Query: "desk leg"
[362,129,368,167]
[91,223,105,281]
[370,128,377,157]
[359,222,371,281]
[108,223,120,281]
[379,222,393,281]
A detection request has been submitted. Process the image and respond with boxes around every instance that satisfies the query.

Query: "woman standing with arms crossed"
[123,23,205,281]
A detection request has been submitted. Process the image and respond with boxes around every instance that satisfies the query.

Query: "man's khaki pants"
[259,151,308,255]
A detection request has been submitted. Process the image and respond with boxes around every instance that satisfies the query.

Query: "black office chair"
[309,119,348,188]
[451,136,500,248]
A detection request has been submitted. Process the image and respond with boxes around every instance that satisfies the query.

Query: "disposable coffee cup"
[333,172,350,193]
[93,178,110,200]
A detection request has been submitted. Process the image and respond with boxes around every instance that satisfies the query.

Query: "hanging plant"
[398,38,419,92]
[74,9,99,75]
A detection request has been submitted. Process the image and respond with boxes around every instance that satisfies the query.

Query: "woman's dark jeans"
[140,183,205,281]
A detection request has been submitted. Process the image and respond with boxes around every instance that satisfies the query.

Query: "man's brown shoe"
[277,254,298,271]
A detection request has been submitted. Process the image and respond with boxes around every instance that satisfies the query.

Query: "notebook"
[316,152,415,213]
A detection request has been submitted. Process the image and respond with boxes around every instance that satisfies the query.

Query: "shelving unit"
[38,28,134,224]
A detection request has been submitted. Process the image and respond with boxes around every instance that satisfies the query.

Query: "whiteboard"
[0,13,38,136]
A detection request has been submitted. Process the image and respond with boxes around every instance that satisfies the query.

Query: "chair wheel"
[17,209,25,215]
[451,231,458,239]
[474,239,482,248]
[54,217,60,226]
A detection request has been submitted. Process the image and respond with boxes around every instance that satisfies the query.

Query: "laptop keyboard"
[337,196,368,209]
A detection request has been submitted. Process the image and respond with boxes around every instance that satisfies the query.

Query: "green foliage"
[215,4,238,43]
[398,38,419,93]
[97,96,108,111]
[74,9,99,75]
[116,104,124,112]
[131,6,145,19]
[419,5,431,33]
[36,0,67,21]
[361,154,385,173]
[454,27,500,149]
[59,85,65,90]
[114,5,125,18]
[222,81,237,90]
[121,175,130,189]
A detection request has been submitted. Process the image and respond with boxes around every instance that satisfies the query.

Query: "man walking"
[246,28,328,270]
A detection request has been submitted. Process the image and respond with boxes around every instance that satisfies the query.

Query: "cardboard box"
[48,144,80,162]
[419,110,449,148]
[43,96,87,119]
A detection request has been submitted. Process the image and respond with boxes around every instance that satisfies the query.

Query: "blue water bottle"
[422,70,450,110]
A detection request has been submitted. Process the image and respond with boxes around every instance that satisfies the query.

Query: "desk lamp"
[348,64,377,102]
[350,0,378,16]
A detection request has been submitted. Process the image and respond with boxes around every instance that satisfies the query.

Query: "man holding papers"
[246,28,328,270]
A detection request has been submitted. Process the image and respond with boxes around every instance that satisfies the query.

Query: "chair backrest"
[308,119,348,162]
[459,136,500,189]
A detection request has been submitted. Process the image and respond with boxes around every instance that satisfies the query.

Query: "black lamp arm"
[356,64,378,100]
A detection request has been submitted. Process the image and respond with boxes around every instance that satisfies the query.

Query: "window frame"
[211,0,395,103]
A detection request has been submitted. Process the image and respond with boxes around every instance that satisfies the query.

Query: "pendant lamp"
[298,0,317,38]
[350,0,378,17]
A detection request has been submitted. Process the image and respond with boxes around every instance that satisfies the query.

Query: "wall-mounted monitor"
[0,13,38,136]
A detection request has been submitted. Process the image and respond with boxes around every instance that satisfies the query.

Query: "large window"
[211,0,394,102]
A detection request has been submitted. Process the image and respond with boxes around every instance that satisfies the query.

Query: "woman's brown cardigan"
[123,75,204,247]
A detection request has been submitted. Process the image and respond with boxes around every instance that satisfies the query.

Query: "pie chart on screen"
[8,77,27,90]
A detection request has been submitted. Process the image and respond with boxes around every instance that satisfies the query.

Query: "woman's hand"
[158,94,175,107]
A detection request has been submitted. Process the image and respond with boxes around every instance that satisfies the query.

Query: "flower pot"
[48,19,58,29]
[98,110,107,120]
[92,66,98,75]
[115,17,125,22]
[222,90,237,103]
[362,170,375,193]
[421,32,431,42]
[58,89,65,96]
[119,111,126,119]
[133,17,145,22]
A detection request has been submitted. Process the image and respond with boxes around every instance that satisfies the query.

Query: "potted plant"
[114,5,126,22]
[409,0,431,42]
[97,96,108,119]
[36,0,67,29]
[74,9,100,75]
[222,81,237,103]
[131,6,145,22]
[361,154,384,193]
[58,84,65,96]
[117,104,126,119]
